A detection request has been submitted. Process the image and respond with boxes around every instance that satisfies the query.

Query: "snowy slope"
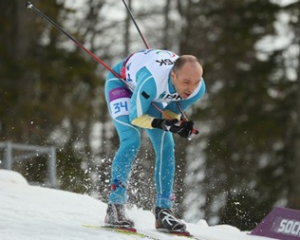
[0,170,276,240]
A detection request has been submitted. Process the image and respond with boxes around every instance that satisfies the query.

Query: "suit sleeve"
[129,66,157,128]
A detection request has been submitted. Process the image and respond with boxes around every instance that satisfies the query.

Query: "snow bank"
[0,169,28,185]
[0,170,275,240]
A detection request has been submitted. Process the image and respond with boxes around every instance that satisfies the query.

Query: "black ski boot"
[104,204,135,229]
[155,207,188,234]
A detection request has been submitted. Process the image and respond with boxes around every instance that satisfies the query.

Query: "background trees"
[0,0,299,231]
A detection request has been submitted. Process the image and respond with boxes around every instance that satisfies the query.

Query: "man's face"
[171,62,203,99]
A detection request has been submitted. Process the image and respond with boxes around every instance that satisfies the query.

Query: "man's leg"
[108,116,141,204]
[104,65,141,227]
[146,110,187,233]
[146,128,175,208]
[104,115,141,228]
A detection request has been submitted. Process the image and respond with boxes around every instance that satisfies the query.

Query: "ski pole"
[24,1,137,89]
[121,0,150,49]
[25,1,134,91]
[25,2,165,113]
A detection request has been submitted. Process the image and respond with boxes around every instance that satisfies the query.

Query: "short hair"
[173,55,201,72]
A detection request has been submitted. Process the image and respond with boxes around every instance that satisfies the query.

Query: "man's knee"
[120,129,141,152]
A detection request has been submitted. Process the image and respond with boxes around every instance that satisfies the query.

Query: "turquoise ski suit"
[105,49,206,208]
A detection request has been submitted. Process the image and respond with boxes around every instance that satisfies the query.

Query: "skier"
[104,49,206,233]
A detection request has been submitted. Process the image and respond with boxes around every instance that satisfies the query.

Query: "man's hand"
[151,119,180,132]
[151,119,199,138]
[176,120,199,138]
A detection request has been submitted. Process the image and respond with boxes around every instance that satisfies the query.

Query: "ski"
[83,224,205,240]
[174,234,204,240]
[158,231,205,240]
[83,225,159,239]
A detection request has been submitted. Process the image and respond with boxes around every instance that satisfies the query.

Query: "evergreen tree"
[0,0,102,192]
[176,0,298,230]
[281,0,300,210]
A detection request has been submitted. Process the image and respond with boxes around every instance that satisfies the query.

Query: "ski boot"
[155,207,189,235]
[104,204,135,229]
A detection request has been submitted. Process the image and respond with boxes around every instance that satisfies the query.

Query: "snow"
[0,170,276,240]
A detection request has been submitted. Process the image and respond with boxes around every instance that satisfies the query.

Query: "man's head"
[171,55,203,99]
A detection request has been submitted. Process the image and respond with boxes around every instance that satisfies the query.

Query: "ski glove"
[151,119,181,133]
[151,119,199,138]
[177,120,199,138]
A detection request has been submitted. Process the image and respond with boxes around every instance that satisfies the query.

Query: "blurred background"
[0,0,299,231]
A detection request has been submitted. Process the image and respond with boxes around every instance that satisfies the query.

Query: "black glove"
[177,120,199,138]
[151,119,181,133]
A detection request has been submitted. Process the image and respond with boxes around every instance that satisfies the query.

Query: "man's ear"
[171,70,176,80]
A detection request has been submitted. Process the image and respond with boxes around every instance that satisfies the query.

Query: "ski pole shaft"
[25,1,131,89]
[121,0,150,49]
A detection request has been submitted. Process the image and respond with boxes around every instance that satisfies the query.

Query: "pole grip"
[192,128,199,135]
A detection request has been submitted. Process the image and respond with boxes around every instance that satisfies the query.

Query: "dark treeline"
[0,0,299,230]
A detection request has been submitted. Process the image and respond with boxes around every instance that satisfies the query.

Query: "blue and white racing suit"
[105,49,206,208]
